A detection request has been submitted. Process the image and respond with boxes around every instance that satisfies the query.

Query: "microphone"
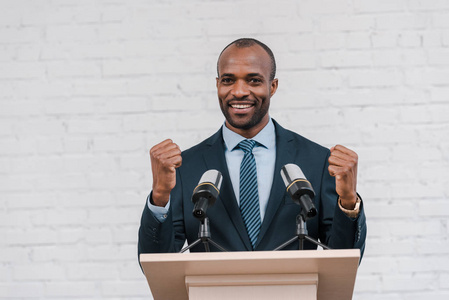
[280,164,317,219]
[192,170,223,219]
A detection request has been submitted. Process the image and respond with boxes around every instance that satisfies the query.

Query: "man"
[138,38,366,257]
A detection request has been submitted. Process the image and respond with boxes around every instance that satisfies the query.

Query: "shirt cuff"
[147,194,170,222]
[338,196,361,218]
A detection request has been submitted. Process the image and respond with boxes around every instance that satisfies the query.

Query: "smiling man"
[138,38,366,258]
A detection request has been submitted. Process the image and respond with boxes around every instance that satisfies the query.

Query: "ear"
[270,78,278,97]
[216,77,219,88]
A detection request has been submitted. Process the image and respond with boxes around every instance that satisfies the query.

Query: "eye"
[249,78,262,84]
[221,78,234,84]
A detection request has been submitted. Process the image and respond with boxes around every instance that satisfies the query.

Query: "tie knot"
[238,139,257,154]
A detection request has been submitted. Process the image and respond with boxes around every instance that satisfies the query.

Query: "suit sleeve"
[319,151,367,260]
[138,169,187,259]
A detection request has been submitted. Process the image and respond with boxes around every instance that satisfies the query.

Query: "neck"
[225,117,269,139]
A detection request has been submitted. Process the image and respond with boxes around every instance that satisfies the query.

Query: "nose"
[231,80,250,99]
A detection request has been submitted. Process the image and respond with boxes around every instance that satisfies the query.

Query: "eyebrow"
[220,73,235,78]
[219,73,264,78]
[247,73,264,78]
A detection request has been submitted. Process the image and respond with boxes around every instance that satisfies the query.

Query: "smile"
[231,104,253,109]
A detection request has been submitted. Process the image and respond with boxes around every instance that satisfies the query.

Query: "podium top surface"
[140,249,360,300]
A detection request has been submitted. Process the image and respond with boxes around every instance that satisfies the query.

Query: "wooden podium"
[140,249,360,300]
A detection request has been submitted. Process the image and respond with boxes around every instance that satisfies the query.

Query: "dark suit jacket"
[138,120,366,257]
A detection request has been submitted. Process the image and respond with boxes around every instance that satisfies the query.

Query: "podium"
[140,249,360,300]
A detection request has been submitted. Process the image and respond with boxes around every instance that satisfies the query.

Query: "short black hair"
[217,38,276,81]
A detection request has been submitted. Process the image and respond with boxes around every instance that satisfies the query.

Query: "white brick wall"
[1,0,448,299]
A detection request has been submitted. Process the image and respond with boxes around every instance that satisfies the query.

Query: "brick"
[57,228,85,245]
[441,30,449,47]
[355,0,406,13]
[353,275,382,292]
[402,49,427,66]
[117,262,144,280]
[0,247,30,263]
[0,283,44,298]
[5,193,56,209]
[371,31,398,48]
[91,135,143,152]
[67,263,118,280]
[398,32,422,47]
[371,50,403,67]
[65,117,122,134]
[0,265,10,281]
[382,274,435,292]
[101,280,149,296]
[433,13,449,28]
[376,14,431,30]
[5,229,58,246]
[406,292,449,300]
[441,274,449,288]
[320,51,371,68]
[45,282,99,297]
[319,15,375,31]
[87,244,135,261]
[399,105,431,123]
[431,87,449,103]
[346,32,372,49]
[46,25,98,42]
[389,220,442,237]
[298,0,354,15]
[0,27,43,44]
[127,76,180,96]
[366,239,414,256]
[349,69,400,87]
[112,227,139,244]
[72,79,129,96]
[287,34,315,51]
[13,263,65,280]
[85,228,113,245]
[391,144,443,162]
[0,62,45,79]
[46,61,102,78]
[31,245,87,262]
[31,209,88,226]
[429,49,449,65]
[423,30,442,47]
[151,94,206,112]
[414,239,449,254]
[408,0,449,11]
[315,33,345,50]
[368,202,415,219]
[397,256,449,272]
[418,200,449,217]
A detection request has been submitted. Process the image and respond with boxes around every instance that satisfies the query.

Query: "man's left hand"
[328,145,358,210]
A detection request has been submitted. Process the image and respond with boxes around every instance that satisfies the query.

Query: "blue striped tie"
[238,139,261,249]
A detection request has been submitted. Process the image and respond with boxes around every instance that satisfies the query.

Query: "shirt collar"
[222,117,276,151]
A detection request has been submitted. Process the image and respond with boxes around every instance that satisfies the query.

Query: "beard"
[219,98,270,130]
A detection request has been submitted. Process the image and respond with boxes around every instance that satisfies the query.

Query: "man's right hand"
[149,139,182,207]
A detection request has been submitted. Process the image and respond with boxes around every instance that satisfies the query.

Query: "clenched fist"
[328,145,358,210]
[150,139,182,207]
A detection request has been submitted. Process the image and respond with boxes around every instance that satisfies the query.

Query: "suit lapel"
[202,129,253,251]
[256,121,296,248]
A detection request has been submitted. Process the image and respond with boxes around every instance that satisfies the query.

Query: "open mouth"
[231,104,253,109]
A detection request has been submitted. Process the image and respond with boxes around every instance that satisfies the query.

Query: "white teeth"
[232,104,252,109]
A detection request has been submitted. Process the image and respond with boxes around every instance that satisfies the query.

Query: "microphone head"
[280,163,306,187]
[192,170,223,219]
[198,169,223,190]
[280,164,316,219]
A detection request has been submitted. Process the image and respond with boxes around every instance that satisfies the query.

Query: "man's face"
[216,44,278,138]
